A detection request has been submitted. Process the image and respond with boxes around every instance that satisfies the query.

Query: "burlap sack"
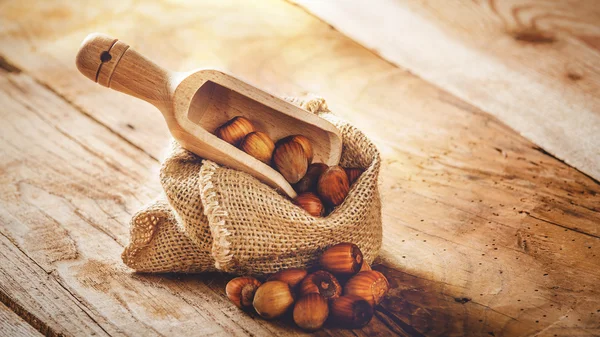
[122,96,382,275]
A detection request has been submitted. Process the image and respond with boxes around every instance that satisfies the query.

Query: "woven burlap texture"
[122,96,382,275]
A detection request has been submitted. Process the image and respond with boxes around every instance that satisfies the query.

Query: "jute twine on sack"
[122,96,382,275]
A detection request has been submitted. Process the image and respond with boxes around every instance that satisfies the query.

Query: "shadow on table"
[130,262,506,336]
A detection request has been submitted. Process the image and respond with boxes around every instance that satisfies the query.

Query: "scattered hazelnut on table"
[330,295,374,328]
[224,243,388,331]
[267,268,308,291]
[344,270,389,307]
[252,280,295,319]
[299,270,342,300]
[319,242,364,276]
[293,293,329,331]
[225,276,262,310]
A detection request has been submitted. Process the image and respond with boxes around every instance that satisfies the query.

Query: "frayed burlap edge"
[199,160,232,270]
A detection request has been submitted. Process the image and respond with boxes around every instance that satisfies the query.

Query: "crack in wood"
[374,306,427,337]
[0,231,114,336]
[0,231,90,337]
[0,55,21,73]
[526,213,600,240]
[531,146,600,186]
[0,234,61,337]
[0,291,59,337]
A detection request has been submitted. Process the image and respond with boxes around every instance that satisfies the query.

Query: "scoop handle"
[75,33,172,109]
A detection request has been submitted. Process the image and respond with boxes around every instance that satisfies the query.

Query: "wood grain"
[0,0,599,336]
[0,231,110,336]
[291,0,600,182]
[0,301,42,337]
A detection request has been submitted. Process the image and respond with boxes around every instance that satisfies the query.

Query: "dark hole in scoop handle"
[75,33,172,108]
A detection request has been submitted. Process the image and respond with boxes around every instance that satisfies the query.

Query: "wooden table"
[0,0,598,336]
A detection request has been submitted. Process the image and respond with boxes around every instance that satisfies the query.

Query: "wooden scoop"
[75,33,342,198]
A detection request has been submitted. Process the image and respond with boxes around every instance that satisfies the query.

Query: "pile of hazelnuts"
[215,116,364,216]
[225,243,389,331]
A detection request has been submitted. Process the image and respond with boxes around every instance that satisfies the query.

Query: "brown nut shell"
[286,135,313,164]
[294,163,329,194]
[226,276,262,309]
[343,271,389,306]
[273,140,309,184]
[330,295,373,328]
[215,116,255,146]
[319,242,363,275]
[240,131,275,164]
[267,268,308,290]
[294,192,325,217]
[293,293,329,331]
[344,168,364,186]
[299,270,342,300]
[317,166,350,206]
[253,281,295,319]
[360,262,372,272]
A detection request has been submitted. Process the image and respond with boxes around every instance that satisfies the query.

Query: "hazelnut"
[272,140,308,184]
[267,268,308,291]
[253,281,295,319]
[214,116,255,146]
[343,271,389,306]
[293,293,329,331]
[225,276,262,309]
[240,131,275,164]
[299,270,342,300]
[294,163,329,193]
[317,166,350,207]
[319,242,363,276]
[293,192,325,217]
[344,168,364,186]
[283,135,313,164]
[330,295,373,328]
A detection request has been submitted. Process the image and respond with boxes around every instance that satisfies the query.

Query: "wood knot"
[566,72,582,81]
[512,29,556,44]
[454,297,471,304]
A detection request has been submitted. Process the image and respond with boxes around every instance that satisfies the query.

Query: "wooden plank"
[0,66,398,336]
[0,231,109,337]
[0,301,42,337]
[290,0,600,182]
[0,0,599,336]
